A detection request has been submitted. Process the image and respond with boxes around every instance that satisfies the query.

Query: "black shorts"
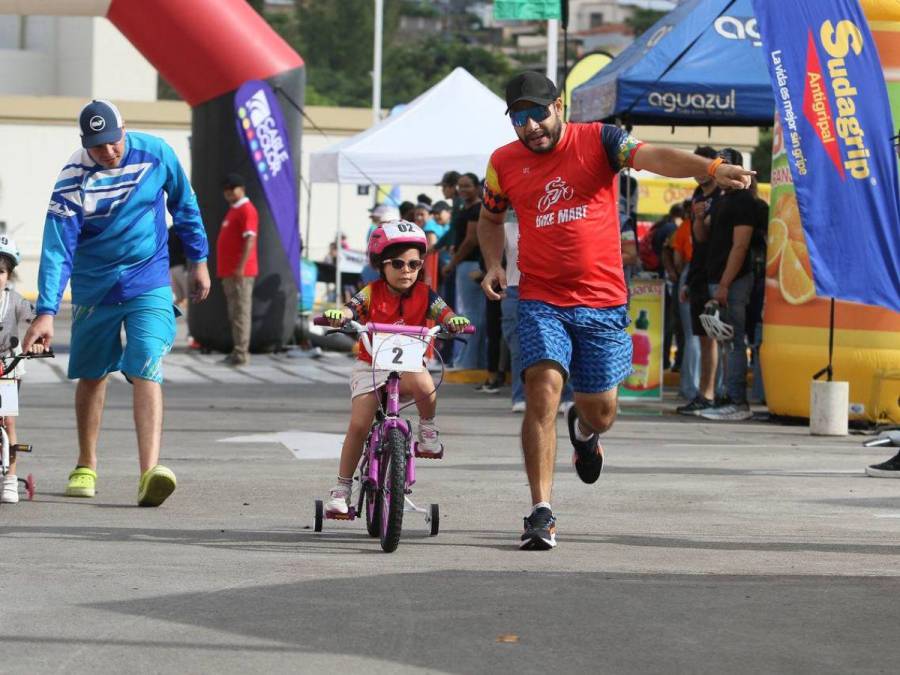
[689,282,710,336]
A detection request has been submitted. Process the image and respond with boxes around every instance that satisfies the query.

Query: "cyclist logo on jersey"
[537,176,574,213]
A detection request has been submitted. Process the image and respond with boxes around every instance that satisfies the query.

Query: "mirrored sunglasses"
[510,105,552,127]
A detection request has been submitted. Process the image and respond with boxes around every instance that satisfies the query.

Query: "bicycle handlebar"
[0,349,55,376]
[313,316,475,336]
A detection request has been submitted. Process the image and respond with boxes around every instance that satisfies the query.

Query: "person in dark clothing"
[677,146,724,416]
[698,148,756,421]
[441,172,486,369]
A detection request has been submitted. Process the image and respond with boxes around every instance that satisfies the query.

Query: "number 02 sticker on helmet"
[366,219,427,257]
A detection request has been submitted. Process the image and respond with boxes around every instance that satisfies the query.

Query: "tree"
[292,0,403,107]
[625,8,666,38]
[382,40,512,108]
[159,1,514,108]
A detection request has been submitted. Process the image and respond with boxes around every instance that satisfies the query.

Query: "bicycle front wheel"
[379,426,408,553]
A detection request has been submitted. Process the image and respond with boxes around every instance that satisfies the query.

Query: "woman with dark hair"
[442,172,487,369]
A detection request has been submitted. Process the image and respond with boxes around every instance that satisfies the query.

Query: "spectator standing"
[670,203,700,401]
[437,170,462,218]
[746,178,769,404]
[442,172,487,370]
[677,146,725,415]
[217,173,259,367]
[699,148,755,421]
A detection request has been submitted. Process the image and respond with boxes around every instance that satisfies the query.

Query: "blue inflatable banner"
[234,80,301,290]
[751,0,900,312]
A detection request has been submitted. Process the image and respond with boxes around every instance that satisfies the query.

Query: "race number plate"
[371,333,427,372]
[0,379,18,416]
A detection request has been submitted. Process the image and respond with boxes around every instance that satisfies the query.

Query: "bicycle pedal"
[327,512,353,521]
[413,442,444,459]
[11,444,32,453]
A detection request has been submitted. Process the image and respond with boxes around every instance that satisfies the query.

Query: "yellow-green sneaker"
[65,467,97,498]
[137,465,177,507]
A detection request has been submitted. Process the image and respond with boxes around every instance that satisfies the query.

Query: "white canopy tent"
[309,67,517,301]
[309,67,516,185]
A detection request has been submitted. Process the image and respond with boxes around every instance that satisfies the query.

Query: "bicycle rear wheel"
[379,427,408,552]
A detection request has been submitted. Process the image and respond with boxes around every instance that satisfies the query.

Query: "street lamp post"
[373,0,383,127]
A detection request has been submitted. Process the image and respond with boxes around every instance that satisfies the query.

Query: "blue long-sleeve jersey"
[37,132,209,315]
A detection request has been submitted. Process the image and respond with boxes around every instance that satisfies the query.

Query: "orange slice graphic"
[779,239,816,305]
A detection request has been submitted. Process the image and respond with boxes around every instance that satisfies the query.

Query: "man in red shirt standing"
[217,173,259,366]
[478,72,752,550]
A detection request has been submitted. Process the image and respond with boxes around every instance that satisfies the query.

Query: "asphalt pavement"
[1,315,899,674]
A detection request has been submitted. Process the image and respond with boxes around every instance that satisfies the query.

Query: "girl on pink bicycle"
[321,220,469,515]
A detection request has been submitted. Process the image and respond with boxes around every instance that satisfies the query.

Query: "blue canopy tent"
[570,0,774,126]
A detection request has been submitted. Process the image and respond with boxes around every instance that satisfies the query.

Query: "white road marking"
[219,430,344,460]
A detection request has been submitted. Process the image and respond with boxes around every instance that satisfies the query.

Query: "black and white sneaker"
[520,507,557,550]
[866,451,900,478]
[567,405,604,484]
[475,379,502,394]
[700,399,752,421]
[676,396,713,416]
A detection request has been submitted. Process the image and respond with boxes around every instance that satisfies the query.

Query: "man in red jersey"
[478,72,752,550]
[217,173,259,367]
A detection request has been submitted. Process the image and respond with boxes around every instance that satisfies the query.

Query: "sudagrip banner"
[751,0,900,313]
[234,80,301,290]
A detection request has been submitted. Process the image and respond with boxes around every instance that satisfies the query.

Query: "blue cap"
[78,99,124,148]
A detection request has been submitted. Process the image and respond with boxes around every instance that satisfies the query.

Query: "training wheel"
[429,503,440,536]
[314,499,323,532]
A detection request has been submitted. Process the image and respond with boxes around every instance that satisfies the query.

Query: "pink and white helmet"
[367,219,427,258]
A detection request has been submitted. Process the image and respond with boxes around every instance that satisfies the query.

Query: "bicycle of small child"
[0,342,55,502]
[311,317,474,552]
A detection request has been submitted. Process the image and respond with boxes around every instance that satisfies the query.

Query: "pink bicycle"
[311,318,474,552]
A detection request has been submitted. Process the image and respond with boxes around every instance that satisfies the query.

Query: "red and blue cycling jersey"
[346,279,456,364]
[483,122,642,308]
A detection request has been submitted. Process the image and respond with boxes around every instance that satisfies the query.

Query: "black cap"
[436,170,460,187]
[222,172,245,189]
[505,71,558,114]
[430,200,451,214]
[717,147,743,166]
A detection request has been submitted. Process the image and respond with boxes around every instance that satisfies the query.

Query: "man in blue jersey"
[23,100,210,507]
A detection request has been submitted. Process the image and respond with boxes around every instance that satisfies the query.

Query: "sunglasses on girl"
[509,105,552,127]
[383,258,424,271]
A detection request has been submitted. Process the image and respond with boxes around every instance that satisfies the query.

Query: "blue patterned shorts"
[518,300,632,394]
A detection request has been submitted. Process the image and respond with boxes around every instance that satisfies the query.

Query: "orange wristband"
[707,157,724,177]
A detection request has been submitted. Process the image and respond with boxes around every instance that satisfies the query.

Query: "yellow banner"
[636,178,770,217]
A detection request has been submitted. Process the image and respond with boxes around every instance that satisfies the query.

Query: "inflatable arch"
[760,0,900,424]
[0,0,305,352]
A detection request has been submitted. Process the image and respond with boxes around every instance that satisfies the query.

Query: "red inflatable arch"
[1,0,307,351]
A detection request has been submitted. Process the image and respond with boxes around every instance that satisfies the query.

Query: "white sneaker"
[416,419,443,457]
[558,401,575,417]
[1,475,19,504]
[511,401,526,413]
[325,482,351,515]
